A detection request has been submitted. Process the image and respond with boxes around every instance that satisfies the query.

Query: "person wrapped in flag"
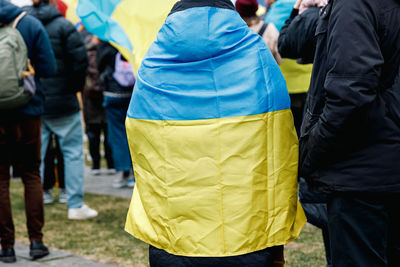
[125,0,306,265]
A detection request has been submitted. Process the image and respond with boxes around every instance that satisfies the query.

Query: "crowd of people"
[0,0,135,263]
[1,0,400,266]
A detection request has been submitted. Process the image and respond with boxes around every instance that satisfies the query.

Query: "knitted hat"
[235,0,259,18]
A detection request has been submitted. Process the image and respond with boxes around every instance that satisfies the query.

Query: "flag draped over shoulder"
[125,4,306,257]
[73,0,177,72]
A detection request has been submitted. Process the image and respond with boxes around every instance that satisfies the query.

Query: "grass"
[10,179,326,266]
[10,179,148,266]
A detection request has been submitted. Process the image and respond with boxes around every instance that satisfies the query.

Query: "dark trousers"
[86,123,113,170]
[0,117,44,249]
[289,93,307,137]
[328,193,400,267]
[291,93,332,266]
[149,245,283,267]
[299,179,331,266]
[43,133,65,191]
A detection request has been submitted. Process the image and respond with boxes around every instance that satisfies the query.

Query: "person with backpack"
[25,0,98,220]
[97,41,135,188]
[298,0,400,265]
[0,0,56,263]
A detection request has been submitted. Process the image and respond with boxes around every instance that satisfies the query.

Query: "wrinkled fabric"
[125,4,305,257]
[76,0,178,71]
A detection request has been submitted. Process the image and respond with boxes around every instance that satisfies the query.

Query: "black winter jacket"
[299,0,400,194]
[25,4,88,118]
[278,7,319,64]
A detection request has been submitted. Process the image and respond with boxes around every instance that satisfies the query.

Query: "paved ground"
[83,167,133,199]
[1,242,119,266]
[2,168,132,266]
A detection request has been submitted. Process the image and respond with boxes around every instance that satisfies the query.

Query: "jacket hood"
[0,0,23,24]
[24,3,61,25]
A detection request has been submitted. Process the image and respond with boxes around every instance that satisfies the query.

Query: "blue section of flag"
[127,7,290,121]
[76,0,132,50]
[264,0,295,31]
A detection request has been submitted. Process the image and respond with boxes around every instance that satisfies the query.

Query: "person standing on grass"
[42,133,66,204]
[0,0,56,262]
[124,0,306,266]
[25,0,98,220]
[298,0,400,265]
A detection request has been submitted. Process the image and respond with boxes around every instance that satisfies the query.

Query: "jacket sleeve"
[63,20,88,92]
[96,41,117,74]
[31,18,57,77]
[306,0,383,167]
[278,7,319,63]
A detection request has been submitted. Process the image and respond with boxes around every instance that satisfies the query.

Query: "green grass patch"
[10,179,148,266]
[10,180,326,266]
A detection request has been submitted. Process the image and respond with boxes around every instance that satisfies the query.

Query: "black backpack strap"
[258,22,268,37]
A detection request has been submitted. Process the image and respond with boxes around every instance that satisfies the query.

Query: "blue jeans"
[103,96,132,172]
[40,112,84,208]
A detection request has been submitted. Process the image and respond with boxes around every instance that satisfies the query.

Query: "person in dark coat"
[25,0,97,220]
[278,5,319,64]
[81,31,114,176]
[97,41,134,188]
[298,0,400,265]
[0,0,56,262]
[278,4,332,266]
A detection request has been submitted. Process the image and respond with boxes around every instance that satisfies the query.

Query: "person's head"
[235,0,259,19]
[265,0,276,6]
[32,0,55,6]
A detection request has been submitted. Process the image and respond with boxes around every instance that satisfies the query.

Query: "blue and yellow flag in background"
[124,4,306,257]
[64,0,178,72]
[265,0,313,94]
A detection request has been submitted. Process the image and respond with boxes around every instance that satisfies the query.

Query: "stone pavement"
[1,168,133,266]
[0,242,119,267]
[83,167,133,199]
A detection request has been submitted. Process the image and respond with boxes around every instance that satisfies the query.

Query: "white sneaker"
[59,189,67,204]
[68,204,98,220]
[105,168,117,175]
[90,169,101,176]
[112,178,130,188]
[43,190,53,204]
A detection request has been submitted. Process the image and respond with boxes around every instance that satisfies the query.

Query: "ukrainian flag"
[75,0,178,72]
[125,3,306,256]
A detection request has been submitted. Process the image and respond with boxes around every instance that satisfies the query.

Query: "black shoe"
[29,241,49,260]
[0,248,16,263]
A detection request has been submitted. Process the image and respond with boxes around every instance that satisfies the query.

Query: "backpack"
[112,52,135,87]
[0,12,35,110]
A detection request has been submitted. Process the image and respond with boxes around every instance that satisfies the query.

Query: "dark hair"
[33,0,50,7]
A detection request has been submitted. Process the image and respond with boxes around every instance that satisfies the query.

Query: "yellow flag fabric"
[125,111,306,256]
[63,0,80,25]
[280,59,313,94]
